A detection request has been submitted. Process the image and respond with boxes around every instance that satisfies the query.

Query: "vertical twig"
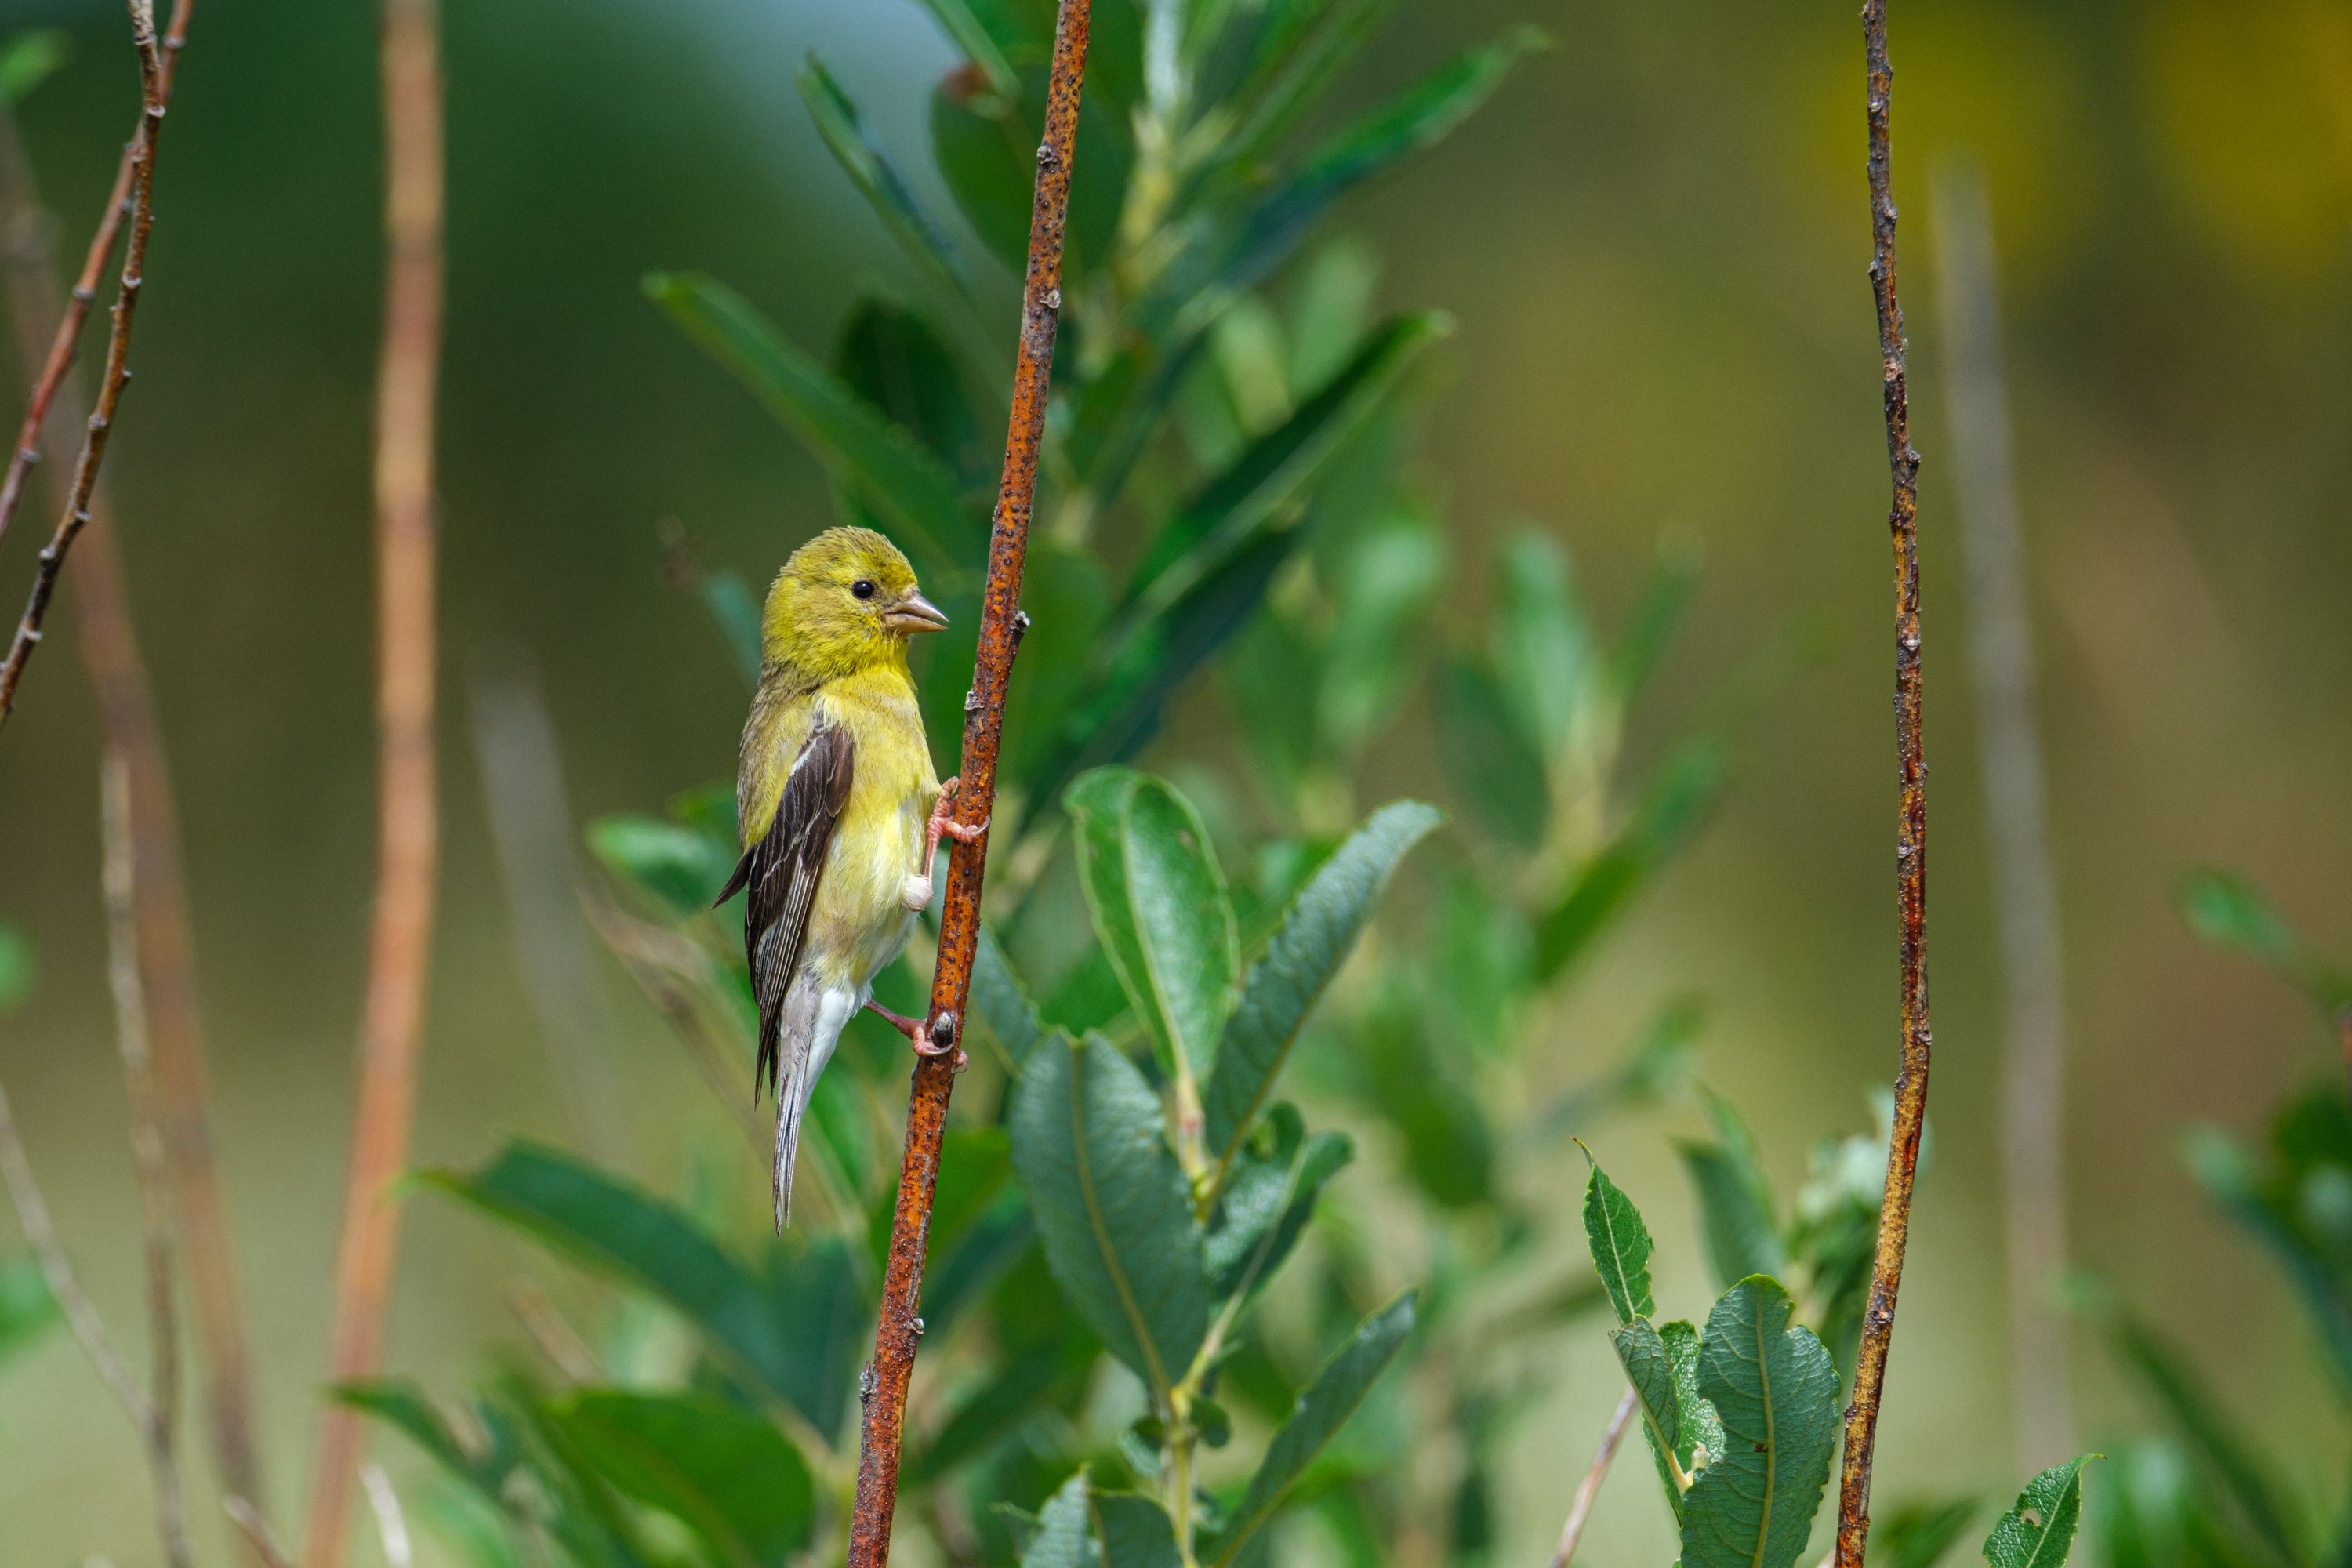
[0,0,171,734]
[303,0,444,1562]
[0,0,191,559]
[1834,2,1932,1564]
[1930,161,2072,1472]
[359,1465,414,1568]
[844,2,1092,1563]
[1547,1387,1636,1568]
[0,67,270,1531]
[102,749,194,1568]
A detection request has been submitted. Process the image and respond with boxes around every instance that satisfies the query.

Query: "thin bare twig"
[226,1497,297,1568]
[1835,2,1934,1563]
[0,70,269,1530]
[1930,160,2071,1472]
[103,750,194,1568]
[1548,1387,1636,1568]
[0,0,190,559]
[845,2,1092,1562]
[0,0,172,734]
[303,0,444,1562]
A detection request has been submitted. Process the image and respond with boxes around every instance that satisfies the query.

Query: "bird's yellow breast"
[740,662,938,990]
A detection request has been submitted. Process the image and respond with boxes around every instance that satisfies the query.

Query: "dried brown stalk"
[1547,1387,1635,1568]
[844,2,1092,1562]
[1930,161,2071,1471]
[1834,2,1933,1563]
[0,0,190,560]
[0,73,269,1530]
[302,0,445,1562]
[0,0,171,733]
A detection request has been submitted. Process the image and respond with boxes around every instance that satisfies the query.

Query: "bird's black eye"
[851,579,877,600]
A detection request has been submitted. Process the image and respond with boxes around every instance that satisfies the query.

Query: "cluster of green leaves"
[2068,874,2352,1566]
[1578,1152,2092,1568]
[0,924,61,1389]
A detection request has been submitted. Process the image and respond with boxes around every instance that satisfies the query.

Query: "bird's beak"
[887,590,949,635]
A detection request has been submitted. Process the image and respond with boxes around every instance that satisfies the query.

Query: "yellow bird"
[717,527,979,1228]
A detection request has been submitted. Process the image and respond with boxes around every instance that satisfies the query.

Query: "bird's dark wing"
[716,721,855,1100]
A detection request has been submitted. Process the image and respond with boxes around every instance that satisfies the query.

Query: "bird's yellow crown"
[761,527,938,681]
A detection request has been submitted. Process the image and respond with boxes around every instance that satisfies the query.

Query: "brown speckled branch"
[1834,2,1932,1564]
[846,2,1091,1562]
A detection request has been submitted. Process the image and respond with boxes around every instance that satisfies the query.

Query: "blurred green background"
[0,0,2347,1562]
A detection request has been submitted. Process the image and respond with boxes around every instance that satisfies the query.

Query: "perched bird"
[717,526,981,1228]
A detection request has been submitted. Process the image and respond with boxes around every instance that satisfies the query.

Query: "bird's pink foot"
[867,999,967,1069]
[925,778,989,867]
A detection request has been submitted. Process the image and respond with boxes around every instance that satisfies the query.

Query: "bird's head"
[761,526,948,679]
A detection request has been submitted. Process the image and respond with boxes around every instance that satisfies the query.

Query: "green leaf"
[1609,529,1704,703]
[644,272,982,571]
[1664,1318,1724,1471]
[1208,1294,1416,1567]
[1217,0,1396,191]
[2176,870,2352,1015]
[1000,543,1115,789]
[1025,1472,1098,1568]
[1009,1033,1211,1400]
[931,64,1132,276]
[335,1379,510,1498]
[973,924,1047,1069]
[913,0,1020,107]
[833,295,989,499]
[1148,27,1547,346]
[0,926,33,1014]
[1124,314,1447,631]
[799,59,993,352]
[1678,1092,1788,1290]
[1613,1319,1690,1518]
[1679,1277,1839,1568]
[1434,655,1548,849]
[0,30,68,107]
[1536,735,1728,979]
[421,1143,816,1428]
[910,1318,1097,1481]
[2082,1290,2305,1566]
[1871,1497,1977,1568]
[549,1389,815,1568]
[586,813,737,916]
[1580,1158,1656,1325]
[0,1250,56,1369]
[1065,768,1240,1077]
[1206,1114,1352,1300]
[1316,506,1446,757]
[1983,1457,2094,1568]
[1091,1491,1181,1568]
[1491,528,1591,757]
[1200,800,1443,1180]
[754,1237,866,1440]
[1528,996,1705,1142]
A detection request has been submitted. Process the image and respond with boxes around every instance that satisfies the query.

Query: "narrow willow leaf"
[1536,735,1728,979]
[334,1380,506,1497]
[1200,800,1443,1179]
[699,566,764,688]
[1091,1491,1181,1568]
[833,296,988,497]
[798,58,991,344]
[1612,1319,1688,1520]
[1679,1277,1839,1568]
[1608,530,1704,703]
[419,1144,806,1421]
[1490,528,1592,757]
[2176,869,2352,1014]
[1123,314,1447,628]
[0,1251,56,1368]
[1218,0,1395,173]
[1208,1294,1416,1567]
[973,927,1046,1067]
[1580,1160,1656,1326]
[587,813,737,916]
[1677,1137,1788,1290]
[644,273,981,571]
[1435,654,1548,849]
[910,1321,1096,1481]
[1661,1319,1722,1469]
[550,1389,815,1567]
[1983,1457,2094,1568]
[754,1238,866,1441]
[912,0,1019,107]
[931,65,1131,275]
[0,30,68,107]
[0,925,30,1013]
[1206,1122,1352,1300]
[1025,1472,1098,1568]
[1009,1033,1210,1399]
[1064,768,1240,1076]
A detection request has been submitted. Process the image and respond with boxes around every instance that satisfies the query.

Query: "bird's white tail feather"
[772,982,855,1230]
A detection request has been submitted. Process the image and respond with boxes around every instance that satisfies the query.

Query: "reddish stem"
[844,3,1092,1563]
